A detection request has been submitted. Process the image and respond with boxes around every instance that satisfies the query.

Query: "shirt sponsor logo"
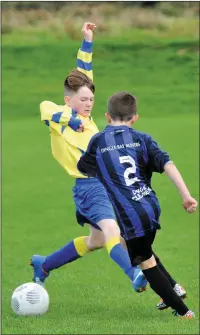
[101,142,140,153]
[110,130,125,134]
[132,185,152,201]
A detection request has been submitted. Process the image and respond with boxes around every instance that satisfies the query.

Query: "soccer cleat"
[30,255,49,286]
[157,283,187,310]
[132,268,148,293]
[157,299,168,310]
[174,283,187,299]
[172,310,195,319]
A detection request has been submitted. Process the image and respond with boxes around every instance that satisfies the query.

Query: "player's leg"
[126,232,194,318]
[153,253,176,287]
[30,223,106,285]
[141,256,193,318]
[73,178,146,289]
[31,178,145,290]
[153,252,187,310]
[121,240,187,302]
[97,219,147,290]
[30,179,106,284]
[30,222,107,285]
[30,232,99,284]
[85,224,105,250]
[41,224,105,271]
[30,207,127,284]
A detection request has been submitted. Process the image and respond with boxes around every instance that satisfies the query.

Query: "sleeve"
[77,39,93,81]
[40,101,82,131]
[77,135,98,177]
[145,134,171,173]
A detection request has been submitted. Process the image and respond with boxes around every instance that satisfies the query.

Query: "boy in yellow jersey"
[30,22,147,292]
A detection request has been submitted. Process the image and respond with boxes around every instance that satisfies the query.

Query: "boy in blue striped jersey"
[77,92,198,318]
[30,22,147,292]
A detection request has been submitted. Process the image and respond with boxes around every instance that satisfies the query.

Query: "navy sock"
[153,252,176,288]
[143,266,189,315]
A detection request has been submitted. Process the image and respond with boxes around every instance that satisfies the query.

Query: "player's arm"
[40,101,83,132]
[145,134,198,213]
[164,163,198,214]
[77,22,97,82]
[77,134,99,177]
[145,135,171,173]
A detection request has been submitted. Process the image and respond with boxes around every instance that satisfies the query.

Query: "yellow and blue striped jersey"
[40,40,99,178]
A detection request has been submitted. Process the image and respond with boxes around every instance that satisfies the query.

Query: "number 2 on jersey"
[119,155,140,186]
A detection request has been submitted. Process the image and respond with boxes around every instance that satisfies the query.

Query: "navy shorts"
[126,230,157,266]
[72,178,116,230]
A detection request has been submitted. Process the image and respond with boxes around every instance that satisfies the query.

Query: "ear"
[131,114,139,125]
[105,112,111,123]
[64,96,71,106]
[135,114,139,122]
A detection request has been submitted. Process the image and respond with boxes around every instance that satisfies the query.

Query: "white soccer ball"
[11,282,49,316]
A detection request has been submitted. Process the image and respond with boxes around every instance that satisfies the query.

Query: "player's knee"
[153,252,159,262]
[85,235,105,251]
[97,219,120,239]
[120,236,127,249]
[140,255,156,270]
[107,222,120,238]
[88,239,104,251]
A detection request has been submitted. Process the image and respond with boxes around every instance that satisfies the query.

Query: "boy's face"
[65,86,94,117]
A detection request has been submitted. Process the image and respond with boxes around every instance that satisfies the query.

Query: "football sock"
[153,252,176,287]
[106,237,136,280]
[143,266,189,315]
[43,236,89,272]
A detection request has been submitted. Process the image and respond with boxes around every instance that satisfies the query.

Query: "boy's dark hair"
[107,92,137,121]
[64,69,95,96]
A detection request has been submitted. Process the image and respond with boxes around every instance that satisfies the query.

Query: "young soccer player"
[77,92,198,318]
[30,22,146,292]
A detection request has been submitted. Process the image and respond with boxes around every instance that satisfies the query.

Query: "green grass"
[2,31,199,334]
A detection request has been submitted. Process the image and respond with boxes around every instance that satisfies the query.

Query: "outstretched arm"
[164,162,198,214]
[77,22,96,81]
[40,22,97,133]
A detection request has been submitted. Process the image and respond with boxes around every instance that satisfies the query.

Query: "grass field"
[2,29,199,334]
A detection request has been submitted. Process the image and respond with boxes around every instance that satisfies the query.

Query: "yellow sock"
[106,236,120,254]
[74,236,90,257]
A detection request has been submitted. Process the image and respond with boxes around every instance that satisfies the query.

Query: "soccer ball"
[11,282,49,316]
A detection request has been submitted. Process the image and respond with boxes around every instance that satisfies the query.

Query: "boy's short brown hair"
[107,92,137,121]
[64,69,95,96]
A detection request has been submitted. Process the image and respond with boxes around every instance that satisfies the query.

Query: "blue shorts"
[72,178,115,229]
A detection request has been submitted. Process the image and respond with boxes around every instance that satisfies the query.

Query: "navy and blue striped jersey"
[77,125,171,240]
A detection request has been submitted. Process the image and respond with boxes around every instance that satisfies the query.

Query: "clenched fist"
[81,22,97,42]
[183,196,198,214]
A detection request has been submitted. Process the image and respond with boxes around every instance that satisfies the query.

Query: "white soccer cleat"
[172,310,195,318]
[174,283,187,298]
